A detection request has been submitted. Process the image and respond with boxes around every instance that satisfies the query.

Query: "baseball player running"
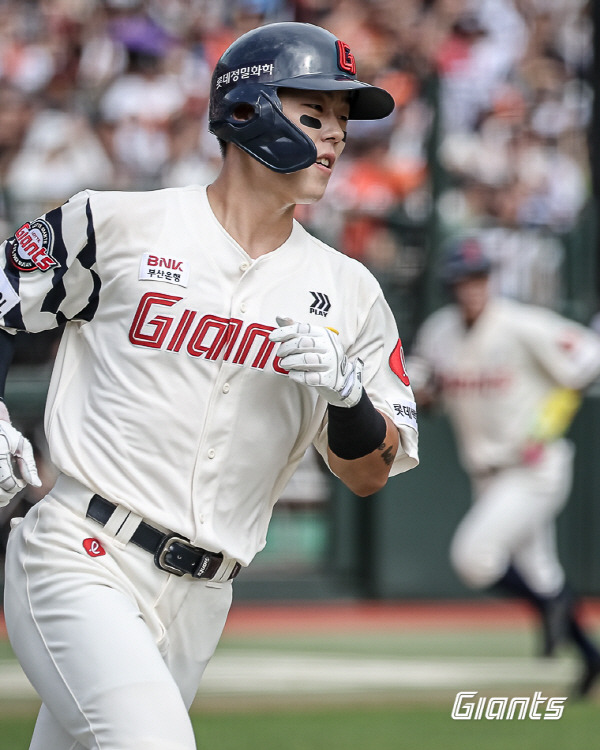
[0,22,418,750]
[407,235,600,697]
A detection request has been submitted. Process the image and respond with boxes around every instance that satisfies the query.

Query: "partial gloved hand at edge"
[0,401,41,507]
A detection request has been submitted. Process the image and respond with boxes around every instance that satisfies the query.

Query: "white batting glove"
[269,316,364,408]
[0,408,41,507]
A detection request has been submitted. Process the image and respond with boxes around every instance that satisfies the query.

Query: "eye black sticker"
[300,114,322,129]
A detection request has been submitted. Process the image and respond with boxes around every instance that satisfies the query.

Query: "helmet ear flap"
[210,88,317,173]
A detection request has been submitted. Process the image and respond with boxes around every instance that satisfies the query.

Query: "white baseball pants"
[3,476,233,750]
[450,439,574,596]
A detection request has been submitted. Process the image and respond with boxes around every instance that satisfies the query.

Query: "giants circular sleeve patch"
[8,219,57,272]
[389,339,410,386]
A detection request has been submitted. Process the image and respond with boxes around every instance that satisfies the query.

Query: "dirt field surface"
[222,598,600,633]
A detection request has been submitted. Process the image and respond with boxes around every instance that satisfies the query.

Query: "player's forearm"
[268,317,404,494]
[328,412,399,496]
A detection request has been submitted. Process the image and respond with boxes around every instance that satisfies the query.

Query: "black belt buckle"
[155,534,200,577]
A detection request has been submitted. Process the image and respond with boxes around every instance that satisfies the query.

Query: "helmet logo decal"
[336,41,356,75]
[215,62,275,90]
[461,237,484,262]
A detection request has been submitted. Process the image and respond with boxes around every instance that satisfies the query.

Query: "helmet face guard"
[209,22,395,173]
[210,87,318,173]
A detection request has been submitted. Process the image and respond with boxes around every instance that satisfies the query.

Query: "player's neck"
[461,306,485,328]
[208,163,296,259]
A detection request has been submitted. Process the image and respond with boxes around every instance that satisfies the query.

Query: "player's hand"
[269,316,363,407]
[0,418,41,507]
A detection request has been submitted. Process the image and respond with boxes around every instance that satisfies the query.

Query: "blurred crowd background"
[0,0,594,314]
[0,0,598,592]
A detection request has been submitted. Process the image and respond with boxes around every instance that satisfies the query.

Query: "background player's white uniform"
[1,186,418,749]
[408,296,600,593]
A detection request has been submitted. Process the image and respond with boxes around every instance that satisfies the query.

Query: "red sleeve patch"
[390,339,410,386]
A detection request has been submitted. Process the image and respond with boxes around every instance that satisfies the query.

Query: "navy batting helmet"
[208,22,395,173]
[440,235,491,285]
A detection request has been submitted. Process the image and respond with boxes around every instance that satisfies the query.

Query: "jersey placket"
[189,261,255,546]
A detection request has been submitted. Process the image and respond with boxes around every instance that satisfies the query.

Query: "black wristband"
[327,389,387,460]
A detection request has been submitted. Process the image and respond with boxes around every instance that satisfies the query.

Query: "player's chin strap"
[269,317,388,459]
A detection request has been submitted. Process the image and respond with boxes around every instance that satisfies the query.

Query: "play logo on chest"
[139,253,190,287]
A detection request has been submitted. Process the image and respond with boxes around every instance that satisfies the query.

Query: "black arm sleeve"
[0,328,16,399]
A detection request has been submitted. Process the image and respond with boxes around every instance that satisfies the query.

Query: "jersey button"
[239,262,249,272]
[240,303,247,313]
[207,449,216,459]
[222,383,230,393]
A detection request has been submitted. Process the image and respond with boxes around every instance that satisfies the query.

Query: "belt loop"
[114,511,143,545]
[101,504,144,546]
[103,505,131,537]
[211,558,239,583]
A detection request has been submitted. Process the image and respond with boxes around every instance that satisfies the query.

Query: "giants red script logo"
[83,538,106,557]
[130,293,411,383]
[129,292,288,372]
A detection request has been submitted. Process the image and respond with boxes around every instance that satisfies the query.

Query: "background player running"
[407,235,600,697]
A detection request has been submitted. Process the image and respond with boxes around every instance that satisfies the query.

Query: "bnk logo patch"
[139,253,190,287]
[9,219,57,272]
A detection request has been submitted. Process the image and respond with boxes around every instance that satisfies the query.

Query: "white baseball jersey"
[0,185,418,566]
[407,297,600,475]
